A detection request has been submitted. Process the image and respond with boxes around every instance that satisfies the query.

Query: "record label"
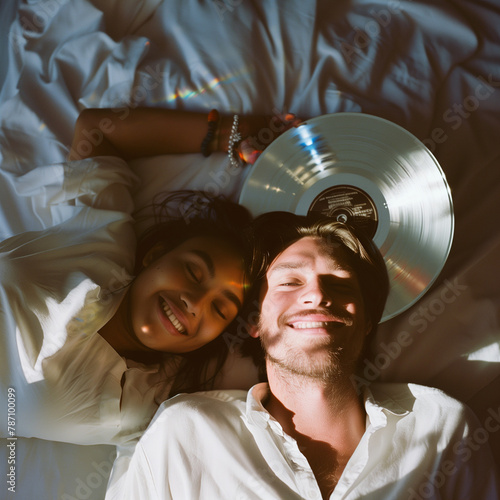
[308,185,378,239]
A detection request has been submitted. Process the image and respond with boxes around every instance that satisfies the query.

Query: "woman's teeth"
[161,299,187,335]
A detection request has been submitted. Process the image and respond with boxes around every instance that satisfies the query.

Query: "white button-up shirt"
[106,383,499,500]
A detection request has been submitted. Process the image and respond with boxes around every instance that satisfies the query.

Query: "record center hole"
[337,214,348,223]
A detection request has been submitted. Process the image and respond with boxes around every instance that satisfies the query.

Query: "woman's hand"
[237,113,302,165]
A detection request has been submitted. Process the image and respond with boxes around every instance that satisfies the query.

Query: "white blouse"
[0,157,176,445]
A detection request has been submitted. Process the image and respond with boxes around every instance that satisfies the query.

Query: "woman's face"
[129,236,246,353]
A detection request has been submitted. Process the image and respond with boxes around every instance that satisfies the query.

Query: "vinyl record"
[239,113,454,322]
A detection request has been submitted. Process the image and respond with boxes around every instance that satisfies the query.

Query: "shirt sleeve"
[0,156,138,237]
[106,391,250,500]
[105,398,187,500]
[0,156,141,444]
[106,443,164,500]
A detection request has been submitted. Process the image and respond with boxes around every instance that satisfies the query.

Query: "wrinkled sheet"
[0,0,499,497]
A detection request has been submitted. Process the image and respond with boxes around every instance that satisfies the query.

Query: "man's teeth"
[161,299,186,334]
[292,321,330,329]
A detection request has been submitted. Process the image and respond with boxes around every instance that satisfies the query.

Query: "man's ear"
[249,323,260,339]
[365,320,373,336]
[142,242,169,268]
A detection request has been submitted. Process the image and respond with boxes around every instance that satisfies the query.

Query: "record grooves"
[239,113,454,321]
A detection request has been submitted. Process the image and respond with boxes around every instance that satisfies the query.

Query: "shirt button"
[306,489,322,500]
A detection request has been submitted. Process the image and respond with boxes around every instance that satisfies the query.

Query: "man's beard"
[258,311,360,383]
[264,338,346,382]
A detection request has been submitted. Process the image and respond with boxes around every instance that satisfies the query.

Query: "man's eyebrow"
[269,257,352,275]
[191,250,215,278]
[269,262,306,274]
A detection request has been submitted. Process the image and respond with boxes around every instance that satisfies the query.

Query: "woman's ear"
[142,242,169,268]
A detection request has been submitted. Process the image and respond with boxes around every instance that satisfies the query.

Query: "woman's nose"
[180,289,206,317]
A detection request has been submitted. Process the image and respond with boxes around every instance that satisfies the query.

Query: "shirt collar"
[246,383,272,428]
[246,382,410,430]
[363,384,410,430]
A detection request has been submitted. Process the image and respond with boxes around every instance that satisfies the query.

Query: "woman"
[0,107,294,446]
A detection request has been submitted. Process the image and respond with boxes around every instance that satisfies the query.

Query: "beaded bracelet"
[201,109,220,157]
[228,114,242,168]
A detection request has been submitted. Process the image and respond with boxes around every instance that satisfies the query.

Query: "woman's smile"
[158,297,188,336]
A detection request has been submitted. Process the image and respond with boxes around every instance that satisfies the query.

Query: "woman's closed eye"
[186,263,203,283]
[213,302,227,320]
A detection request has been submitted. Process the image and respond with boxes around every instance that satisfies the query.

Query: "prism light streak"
[151,67,252,104]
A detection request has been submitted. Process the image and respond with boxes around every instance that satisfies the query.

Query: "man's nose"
[300,278,332,307]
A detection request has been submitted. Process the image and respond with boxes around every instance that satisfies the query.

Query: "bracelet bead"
[201,109,219,157]
[228,114,243,168]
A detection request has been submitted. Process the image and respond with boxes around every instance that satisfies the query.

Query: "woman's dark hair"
[241,211,390,378]
[135,190,258,395]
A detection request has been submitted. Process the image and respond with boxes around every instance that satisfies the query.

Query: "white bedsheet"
[0,0,499,498]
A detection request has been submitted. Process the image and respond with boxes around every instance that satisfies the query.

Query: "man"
[106,213,498,500]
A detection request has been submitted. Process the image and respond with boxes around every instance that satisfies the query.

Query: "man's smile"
[284,310,352,331]
[288,320,345,330]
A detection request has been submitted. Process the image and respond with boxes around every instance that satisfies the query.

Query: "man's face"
[257,236,371,380]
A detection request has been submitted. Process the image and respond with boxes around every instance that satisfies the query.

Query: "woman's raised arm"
[69,107,289,161]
